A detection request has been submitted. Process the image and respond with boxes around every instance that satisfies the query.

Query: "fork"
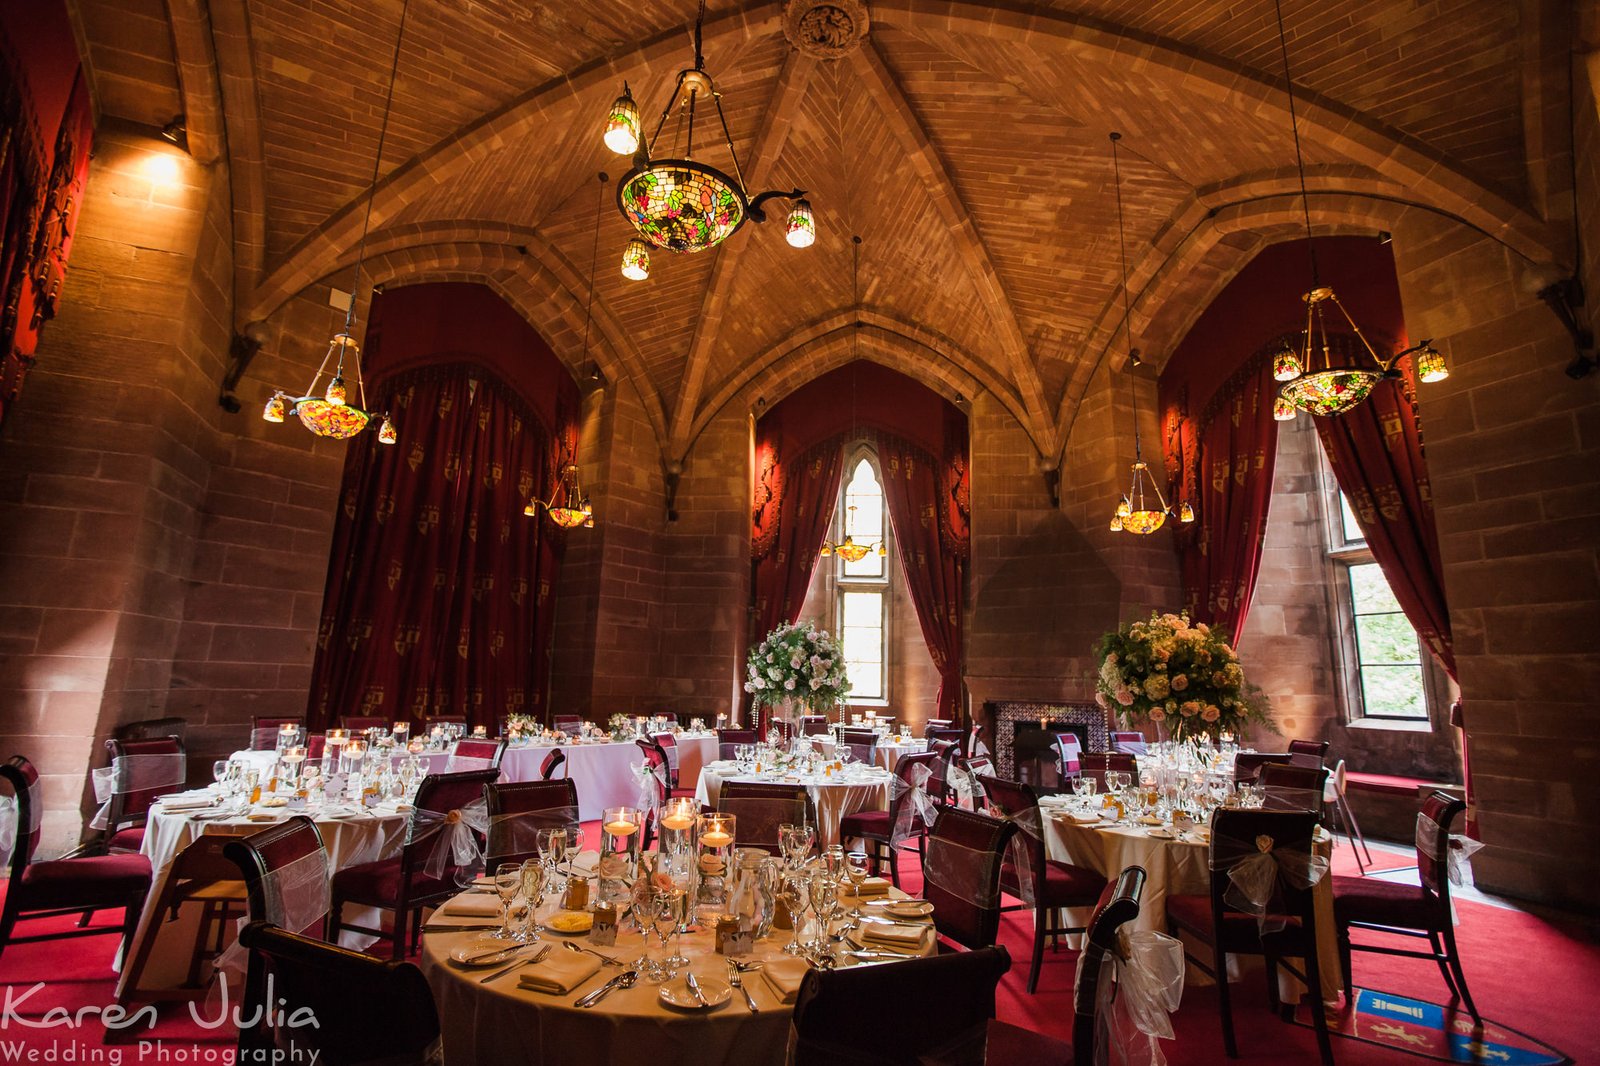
[727,959,759,1012]
[479,943,550,983]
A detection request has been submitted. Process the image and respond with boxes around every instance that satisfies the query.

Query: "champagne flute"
[519,859,547,941]
[655,888,686,973]
[777,873,809,956]
[808,872,838,950]
[492,862,521,940]
[630,886,662,977]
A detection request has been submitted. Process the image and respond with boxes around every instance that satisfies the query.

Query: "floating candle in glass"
[697,812,737,907]
[598,805,642,904]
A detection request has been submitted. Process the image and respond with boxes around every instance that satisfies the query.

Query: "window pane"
[841,590,881,628]
[840,589,884,699]
[1359,665,1427,719]
[842,457,884,579]
[1355,613,1421,665]
[1339,493,1366,545]
[1348,562,1399,614]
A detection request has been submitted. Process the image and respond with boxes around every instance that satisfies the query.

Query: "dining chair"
[339,716,388,732]
[328,768,500,959]
[100,735,187,854]
[446,737,506,772]
[925,726,965,753]
[921,805,1018,950]
[118,833,248,1004]
[1260,762,1330,813]
[841,750,937,886]
[977,774,1109,992]
[1333,790,1479,1024]
[921,718,955,739]
[790,944,1013,1065]
[1165,807,1334,1065]
[483,779,581,870]
[249,716,305,751]
[115,717,188,743]
[1110,730,1149,755]
[715,728,757,760]
[635,736,695,801]
[651,731,683,786]
[1287,738,1330,769]
[0,756,153,967]
[551,714,583,734]
[235,922,441,1065]
[1076,751,1136,790]
[223,815,331,938]
[926,739,960,808]
[1231,751,1293,784]
[539,747,568,780]
[839,727,879,766]
[1322,759,1372,873]
[952,752,994,809]
[1053,733,1083,788]
[717,781,811,855]
[799,715,830,736]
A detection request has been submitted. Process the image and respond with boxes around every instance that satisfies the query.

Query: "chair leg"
[1440,923,1480,1025]
[1426,929,1458,998]
[1214,941,1238,1058]
[1304,945,1335,1066]
[1337,924,1354,1002]
[1339,794,1372,867]
[328,895,346,947]
[121,895,142,964]
[887,842,902,888]
[1264,951,1282,1015]
[391,904,407,960]
[1027,903,1045,994]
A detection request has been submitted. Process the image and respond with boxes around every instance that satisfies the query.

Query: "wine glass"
[212,760,229,790]
[563,826,585,876]
[655,888,687,973]
[629,879,662,976]
[492,862,521,940]
[519,859,547,941]
[777,873,809,956]
[807,872,838,950]
[844,850,870,928]
[793,823,816,865]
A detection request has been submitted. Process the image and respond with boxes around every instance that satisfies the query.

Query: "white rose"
[768,667,781,680]
[784,678,796,691]
[765,653,774,663]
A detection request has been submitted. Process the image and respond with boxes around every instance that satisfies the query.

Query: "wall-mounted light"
[159,115,188,152]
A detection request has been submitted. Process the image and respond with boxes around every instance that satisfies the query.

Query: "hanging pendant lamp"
[820,236,885,562]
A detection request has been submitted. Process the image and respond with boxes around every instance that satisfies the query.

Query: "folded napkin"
[1055,811,1101,825]
[762,957,811,1004]
[844,876,890,898]
[862,922,929,949]
[441,894,503,917]
[517,952,601,995]
[159,797,218,812]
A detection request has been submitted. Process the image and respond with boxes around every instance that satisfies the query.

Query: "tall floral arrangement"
[1093,611,1264,741]
[743,621,850,715]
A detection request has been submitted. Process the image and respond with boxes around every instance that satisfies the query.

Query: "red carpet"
[1,833,1595,1064]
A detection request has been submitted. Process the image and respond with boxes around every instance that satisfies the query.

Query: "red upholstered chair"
[715,728,757,760]
[340,716,388,732]
[483,779,580,870]
[841,750,937,886]
[235,923,441,1066]
[978,774,1109,993]
[791,944,1013,1066]
[249,717,305,752]
[328,768,499,959]
[1076,751,1135,790]
[1333,790,1479,1024]
[921,718,955,739]
[1260,761,1329,813]
[839,728,879,766]
[1110,731,1148,755]
[223,815,330,937]
[447,738,505,772]
[0,756,152,966]
[921,805,1017,950]
[1053,733,1083,787]
[799,715,830,736]
[1232,751,1293,784]
[718,781,812,855]
[1166,808,1334,1065]
[100,735,186,854]
[635,736,695,800]
[952,753,994,809]
[1287,738,1330,769]
[551,715,583,734]
[925,740,960,808]
[539,747,567,780]
[925,726,965,752]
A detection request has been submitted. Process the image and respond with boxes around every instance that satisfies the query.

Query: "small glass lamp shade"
[1273,344,1303,382]
[524,499,538,517]
[1274,394,1297,421]
[377,415,397,445]
[785,199,815,248]
[1179,501,1195,524]
[1279,368,1381,417]
[1415,345,1449,383]
[1115,497,1132,519]
[621,239,651,281]
[325,376,348,406]
[1109,513,1124,532]
[263,393,286,423]
[604,85,641,156]
[819,544,833,558]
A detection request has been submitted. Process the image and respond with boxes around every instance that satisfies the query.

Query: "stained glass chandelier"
[1268,0,1446,418]
[821,505,886,562]
[1106,132,1192,536]
[602,0,813,276]
[263,0,410,445]
[525,464,593,528]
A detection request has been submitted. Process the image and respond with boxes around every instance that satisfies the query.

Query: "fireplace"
[987,700,1107,780]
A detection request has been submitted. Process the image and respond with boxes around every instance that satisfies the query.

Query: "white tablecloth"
[807,737,926,773]
[694,762,891,847]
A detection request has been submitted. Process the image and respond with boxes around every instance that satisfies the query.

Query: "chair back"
[925,726,964,752]
[102,736,186,831]
[650,732,681,787]
[1260,762,1328,812]
[790,945,1012,1066]
[1078,751,1135,788]
[447,738,505,772]
[552,715,583,734]
[223,816,330,938]
[340,716,387,732]
[719,781,811,854]
[1071,866,1149,1061]
[1110,731,1148,755]
[1415,790,1469,908]
[483,779,581,870]
[0,756,44,878]
[716,728,756,760]
[1231,751,1292,783]
[925,740,959,806]
[250,717,305,751]
[116,717,188,743]
[839,728,878,766]
[539,748,567,780]
[954,753,994,808]
[1287,738,1330,768]
[1206,808,1322,945]
[403,770,500,880]
[634,738,671,809]
[922,806,1017,949]
[236,922,440,1065]
[799,715,829,736]
[886,751,938,837]
[974,774,1045,901]
[921,718,955,739]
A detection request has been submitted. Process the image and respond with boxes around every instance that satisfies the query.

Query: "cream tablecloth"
[694,762,891,847]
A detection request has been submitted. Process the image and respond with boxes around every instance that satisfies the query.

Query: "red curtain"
[308,365,563,731]
[1172,350,1281,645]
[1314,358,1454,678]
[751,434,844,640]
[879,430,969,721]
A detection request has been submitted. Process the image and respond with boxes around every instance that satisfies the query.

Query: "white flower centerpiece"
[743,621,851,731]
[1093,611,1266,742]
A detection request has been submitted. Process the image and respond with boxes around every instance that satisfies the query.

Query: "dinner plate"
[1146,827,1179,840]
[873,899,934,919]
[544,910,595,934]
[658,975,732,1010]
[449,938,525,967]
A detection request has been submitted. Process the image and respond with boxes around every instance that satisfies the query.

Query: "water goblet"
[844,851,870,927]
[492,862,521,940]
[776,873,809,956]
[655,888,687,972]
[807,872,839,950]
[212,760,229,789]
[630,886,662,978]
[519,859,547,941]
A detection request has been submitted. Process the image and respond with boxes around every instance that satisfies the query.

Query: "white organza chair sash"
[992,805,1045,906]
[634,761,669,815]
[1210,829,1327,931]
[445,755,495,773]
[486,806,582,861]
[1415,810,1482,888]
[411,797,490,883]
[922,836,1002,910]
[90,752,187,830]
[215,847,332,985]
[886,762,938,847]
[1079,927,1185,1066]
[0,781,43,867]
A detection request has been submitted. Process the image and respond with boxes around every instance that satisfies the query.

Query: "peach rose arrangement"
[1093,612,1265,741]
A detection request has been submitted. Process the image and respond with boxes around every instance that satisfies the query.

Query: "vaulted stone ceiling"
[70,0,1560,462]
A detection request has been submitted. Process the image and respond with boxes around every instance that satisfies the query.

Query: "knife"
[422,923,502,933]
[684,969,710,1008]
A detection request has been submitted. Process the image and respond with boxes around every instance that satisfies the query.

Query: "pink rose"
[1149,708,1166,722]
[1171,674,1188,691]
[1201,705,1221,722]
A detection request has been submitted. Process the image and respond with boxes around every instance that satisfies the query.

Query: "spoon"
[576,970,638,1008]
[564,941,623,966]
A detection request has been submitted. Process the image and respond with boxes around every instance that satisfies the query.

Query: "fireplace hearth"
[986,700,1107,780]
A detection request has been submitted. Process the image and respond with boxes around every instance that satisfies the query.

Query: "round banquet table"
[118,793,410,999]
[806,736,926,773]
[1039,798,1342,1001]
[419,882,935,1066]
[693,761,892,847]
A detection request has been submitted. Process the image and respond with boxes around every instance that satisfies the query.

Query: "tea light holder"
[598,805,643,904]
[658,797,699,856]
[391,722,410,747]
[275,723,301,754]
[472,725,488,738]
[323,729,349,775]
[406,737,426,755]
[340,738,368,778]
[697,812,737,908]
[279,746,307,787]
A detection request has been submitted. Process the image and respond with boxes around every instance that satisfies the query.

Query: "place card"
[725,925,754,957]
[590,902,618,946]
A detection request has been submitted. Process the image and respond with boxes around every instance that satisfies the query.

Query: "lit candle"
[701,830,733,848]
[1040,716,1048,730]
[473,725,487,738]
[604,818,638,837]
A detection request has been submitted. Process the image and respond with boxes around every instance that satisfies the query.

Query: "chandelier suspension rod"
[1272,0,1319,288]
[343,0,411,341]
[580,172,605,377]
[1110,132,1144,464]
[711,90,749,193]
